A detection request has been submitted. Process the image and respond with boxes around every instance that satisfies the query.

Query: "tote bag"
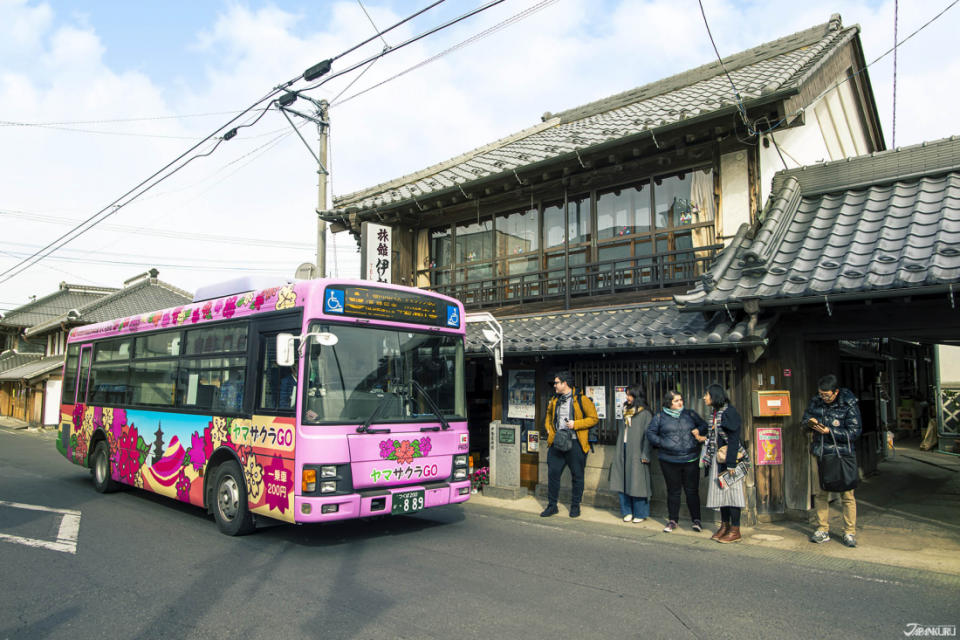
[818,431,858,492]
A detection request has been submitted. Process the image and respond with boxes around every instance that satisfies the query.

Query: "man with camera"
[541,371,599,518]
[803,374,862,547]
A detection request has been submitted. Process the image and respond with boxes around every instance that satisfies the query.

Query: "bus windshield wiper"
[410,380,450,431]
[357,390,401,434]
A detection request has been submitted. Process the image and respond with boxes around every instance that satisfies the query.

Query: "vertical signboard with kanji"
[360,221,392,283]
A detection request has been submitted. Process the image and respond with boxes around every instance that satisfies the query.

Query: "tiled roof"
[464,302,773,356]
[0,285,116,328]
[675,136,960,309]
[335,16,857,213]
[24,277,192,337]
[0,355,63,382]
[0,350,43,375]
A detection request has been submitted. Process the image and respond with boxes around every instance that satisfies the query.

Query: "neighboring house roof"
[674,136,960,310]
[0,355,64,382]
[0,350,43,375]
[0,283,117,329]
[464,302,773,356]
[24,274,193,337]
[335,15,862,214]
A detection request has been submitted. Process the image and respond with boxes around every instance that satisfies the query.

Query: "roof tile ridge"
[742,176,803,271]
[548,18,840,124]
[335,118,560,206]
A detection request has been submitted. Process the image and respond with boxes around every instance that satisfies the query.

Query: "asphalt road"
[1,427,956,640]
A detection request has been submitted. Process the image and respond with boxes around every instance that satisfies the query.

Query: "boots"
[711,522,730,541]
[717,526,742,544]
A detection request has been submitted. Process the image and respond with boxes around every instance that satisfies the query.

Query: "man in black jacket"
[803,374,862,548]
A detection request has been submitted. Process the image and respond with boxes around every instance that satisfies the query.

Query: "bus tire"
[212,460,255,536]
[91,441,119,493]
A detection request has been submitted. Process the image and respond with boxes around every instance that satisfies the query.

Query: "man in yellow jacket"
[541,370,599,518]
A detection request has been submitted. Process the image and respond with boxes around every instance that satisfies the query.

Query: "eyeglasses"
[552,380,562,385]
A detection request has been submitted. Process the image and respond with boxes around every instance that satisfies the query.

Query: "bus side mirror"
[276,333,296,367]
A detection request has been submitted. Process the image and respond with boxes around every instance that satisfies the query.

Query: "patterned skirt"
[705,454,747,509]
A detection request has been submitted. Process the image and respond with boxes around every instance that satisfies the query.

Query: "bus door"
[75,345,93,405]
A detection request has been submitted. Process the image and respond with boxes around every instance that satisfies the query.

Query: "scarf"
[704,407,726,463]
[663,407,681,419]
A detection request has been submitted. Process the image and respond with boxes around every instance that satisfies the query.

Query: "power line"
[697,0,751,130]
[333,0,558,107]
[0,0,460,287]
[892,0,899,148]
[0,110,241,127]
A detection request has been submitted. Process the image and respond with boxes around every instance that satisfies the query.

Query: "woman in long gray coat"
[608,385,653,522]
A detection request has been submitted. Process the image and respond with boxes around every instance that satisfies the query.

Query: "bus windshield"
[302,323,465,424]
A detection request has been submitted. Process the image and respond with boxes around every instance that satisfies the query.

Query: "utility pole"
[316,100,329,277]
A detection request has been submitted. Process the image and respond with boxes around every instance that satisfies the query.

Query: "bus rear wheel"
[91,441,119,493]
[212,460,255,536]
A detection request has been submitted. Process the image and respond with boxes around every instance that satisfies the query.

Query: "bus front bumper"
[293,480,472,523]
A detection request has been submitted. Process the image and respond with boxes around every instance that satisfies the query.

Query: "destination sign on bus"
[323,285,460,328]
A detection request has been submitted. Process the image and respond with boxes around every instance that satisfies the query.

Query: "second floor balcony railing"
[426,243,723,310]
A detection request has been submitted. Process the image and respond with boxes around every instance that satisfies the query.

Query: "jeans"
[659,459,701,522]
[618,492,650,519]
[547,442,587,507]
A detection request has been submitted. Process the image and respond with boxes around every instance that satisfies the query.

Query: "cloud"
[0,0,957,308]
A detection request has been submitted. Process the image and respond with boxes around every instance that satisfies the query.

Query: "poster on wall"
[507,370,536,420]
[756,427,783,465]
[585,386,607,419]
[615,386,628,419]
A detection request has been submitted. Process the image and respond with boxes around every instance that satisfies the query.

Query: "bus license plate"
[391,490,425,515]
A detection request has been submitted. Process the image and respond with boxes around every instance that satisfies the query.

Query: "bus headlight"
[453,455,467,467]
[453,468,467,480]
[321,481,337,494]
[320,465,337,478]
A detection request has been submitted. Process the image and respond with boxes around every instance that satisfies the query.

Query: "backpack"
[573,390,599,453]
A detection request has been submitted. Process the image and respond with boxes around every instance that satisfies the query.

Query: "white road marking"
[0,500,81,554]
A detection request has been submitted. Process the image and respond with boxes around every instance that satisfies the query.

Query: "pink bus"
[56,278,471,535]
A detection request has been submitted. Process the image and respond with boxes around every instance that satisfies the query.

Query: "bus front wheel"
[212,460,255,536]
[91,441,119,493]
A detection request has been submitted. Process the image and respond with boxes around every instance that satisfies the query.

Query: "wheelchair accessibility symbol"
[325,289,345,314]
[446,305,459,327]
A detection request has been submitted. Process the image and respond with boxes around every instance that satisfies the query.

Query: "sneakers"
[691,520,703,533]
[540,504,559,517]
[632,517,646,523]
[623,514,634,522]
[663,520,678,533]
[842,533,857,548]
[810,530,830,544]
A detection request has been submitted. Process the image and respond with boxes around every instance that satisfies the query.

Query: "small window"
[95,339,132,362]
[129,361,177,406]
[136,332,181,359]
[178,356,246,413]
[258,337,297,413]
[89,364,131,405]
[185,325,247,356]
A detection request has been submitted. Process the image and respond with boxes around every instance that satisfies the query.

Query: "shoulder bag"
[553,428,574,452]
[818,431,858,492]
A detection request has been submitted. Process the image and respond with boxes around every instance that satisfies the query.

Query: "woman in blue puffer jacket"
[646,389,709,533]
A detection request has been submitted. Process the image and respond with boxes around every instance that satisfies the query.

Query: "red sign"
[783,369,792,377]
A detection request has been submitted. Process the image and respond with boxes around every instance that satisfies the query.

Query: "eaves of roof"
[333,16,858,217]
[675,136,960,310]
[0,350,43,375]
[24,279,193,337]
[0,285,117,329]
[464,301,772,357]
[0,355,63,382]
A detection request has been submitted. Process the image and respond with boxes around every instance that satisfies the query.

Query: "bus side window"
[257,333,297,414]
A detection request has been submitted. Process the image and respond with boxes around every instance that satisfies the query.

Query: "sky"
[1,0,958,314]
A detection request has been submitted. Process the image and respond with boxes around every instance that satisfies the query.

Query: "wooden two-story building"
[326,16,884,518]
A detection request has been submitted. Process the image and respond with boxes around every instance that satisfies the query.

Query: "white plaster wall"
[758,72,874,205]
[43,379,61,425]
[720,150,750,240]
[938,344,960,386]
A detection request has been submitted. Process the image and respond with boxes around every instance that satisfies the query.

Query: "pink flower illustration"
[191,308,200,323]
[419,437,432,456]
[176,470,191,502]
[379,440,395,459]
[223,297,237,319]
[188,432,206,471]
